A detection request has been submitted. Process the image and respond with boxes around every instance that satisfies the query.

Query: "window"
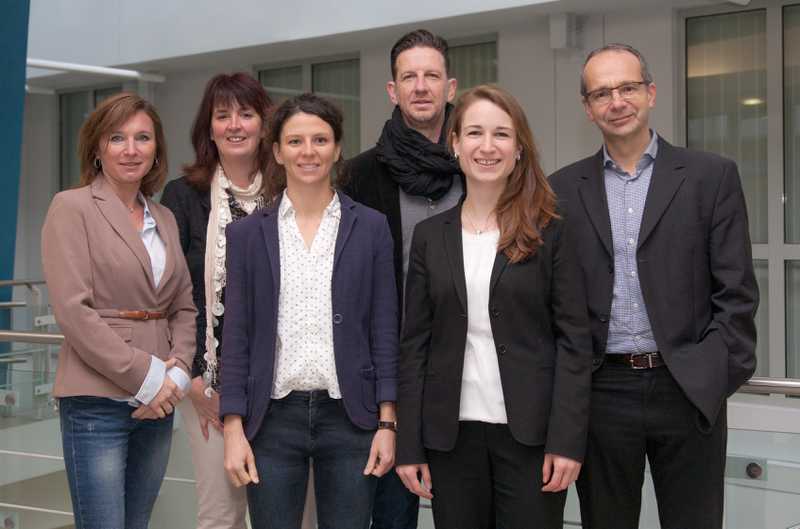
[59,86,122,190]
[259,58,360,160]
[449,40,498,95]
[685,3,800,379]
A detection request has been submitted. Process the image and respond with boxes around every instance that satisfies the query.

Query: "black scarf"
[375,104,460,201]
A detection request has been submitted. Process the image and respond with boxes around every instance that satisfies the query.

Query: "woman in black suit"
[395,84,593,529]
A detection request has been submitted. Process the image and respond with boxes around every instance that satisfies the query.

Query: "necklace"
[463,203,494,235]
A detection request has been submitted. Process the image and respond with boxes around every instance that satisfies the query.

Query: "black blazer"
[396,204,593,465]
[160,176,211,377]
[549,137,758,428]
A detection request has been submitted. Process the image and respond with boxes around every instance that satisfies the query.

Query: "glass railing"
[3,280,800,529]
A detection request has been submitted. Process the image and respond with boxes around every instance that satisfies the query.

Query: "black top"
[160,176,254,385]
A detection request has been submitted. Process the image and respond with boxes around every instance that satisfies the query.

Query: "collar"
[140,193,157,231]
[278,189,341,219]
[603,129,659,171]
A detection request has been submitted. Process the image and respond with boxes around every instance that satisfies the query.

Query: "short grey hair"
[580,43,653,97]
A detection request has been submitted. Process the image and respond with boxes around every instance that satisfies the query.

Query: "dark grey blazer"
[549,137,758,428]
[397,204,593,465]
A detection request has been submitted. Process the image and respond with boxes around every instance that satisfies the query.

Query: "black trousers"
[576,361,727,529]
[426,421,566,529]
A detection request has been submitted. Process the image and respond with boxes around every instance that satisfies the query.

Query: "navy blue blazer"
[219,191,399,440]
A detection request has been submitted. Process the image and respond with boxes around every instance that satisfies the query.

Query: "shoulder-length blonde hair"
[447,84,559,263]
[78,92,168,197]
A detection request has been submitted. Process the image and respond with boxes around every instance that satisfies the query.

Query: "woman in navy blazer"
[220,93,398,529]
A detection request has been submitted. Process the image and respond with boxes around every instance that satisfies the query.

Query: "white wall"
[17,4,684,278]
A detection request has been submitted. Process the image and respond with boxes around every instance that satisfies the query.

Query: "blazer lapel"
[577,150,614,258]
[147,198,175,292]
[334,192,358,273]
[260,200,281,296]
[443,206,468,314]
[638,139,687,249]
[91,178,155,288]
[489,251,510,296]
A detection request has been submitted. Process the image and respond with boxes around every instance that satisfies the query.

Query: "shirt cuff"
[167,365,192,393]
[135,356,166,405]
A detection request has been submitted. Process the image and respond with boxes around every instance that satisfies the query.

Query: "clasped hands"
[132,357,186,420]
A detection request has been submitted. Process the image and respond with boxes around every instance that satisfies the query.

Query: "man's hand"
[223,415,259,488]
[541,453,581,492]
[396,463,433,499]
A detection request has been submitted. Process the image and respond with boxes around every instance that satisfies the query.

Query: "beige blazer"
[42,177,196,399]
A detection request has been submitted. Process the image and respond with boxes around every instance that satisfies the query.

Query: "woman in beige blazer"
[41,93,196,529]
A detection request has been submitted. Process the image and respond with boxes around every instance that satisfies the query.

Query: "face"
[211,100,264,162]
[387,46,457,131]
[98,111,156,190]
[272,112,341,188]
[452,99,518,187]
[582,50,656,143]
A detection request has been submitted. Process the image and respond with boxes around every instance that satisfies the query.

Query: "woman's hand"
[223,415,259,488]
[188,376,222,440]
[541,453,582,492]
[132,358,184,419]
[396,464,433,499]
[363,429,395,477]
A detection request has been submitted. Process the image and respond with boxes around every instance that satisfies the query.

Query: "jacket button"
[491,307,500,318]
[333,313,343,324]
[498,344,507,355]
[599,314,608,323]
[608,264,614,274]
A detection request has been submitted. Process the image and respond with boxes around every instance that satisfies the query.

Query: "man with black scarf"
[343,29,462,529]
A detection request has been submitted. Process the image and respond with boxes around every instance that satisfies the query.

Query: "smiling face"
[582,50,656,145]
[272,111,341,189]
[97,111,156,192]
[211,100,264,164]
[387,46,456,132]
[452,99,518,188]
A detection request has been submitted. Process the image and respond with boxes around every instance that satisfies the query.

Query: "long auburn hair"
[447,85,559,263]
[183,72,273,191]
[78,92,168,197]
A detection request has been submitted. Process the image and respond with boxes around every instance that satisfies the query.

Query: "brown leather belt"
[605,352,664,370]
[115,310,167,321]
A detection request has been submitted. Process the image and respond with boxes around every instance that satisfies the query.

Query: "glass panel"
[449,41,498,95]
[259,64,304,106]
[686,11,768,243]
[754,259,769,376]
[59,91,90,191]
[786,261,800,378]
[785,5,800,242]
[93,85,122,107]
[312,59,360,160]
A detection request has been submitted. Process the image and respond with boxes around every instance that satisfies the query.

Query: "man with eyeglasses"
[550,43,758,529]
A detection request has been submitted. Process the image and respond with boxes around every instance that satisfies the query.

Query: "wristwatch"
[377,420,397,432]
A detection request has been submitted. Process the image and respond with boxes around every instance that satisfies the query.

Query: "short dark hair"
[78,92,168,197]
[390,29,450,79]
[183,72,273,191]
[266,93,345,198]
[580,43,653,97]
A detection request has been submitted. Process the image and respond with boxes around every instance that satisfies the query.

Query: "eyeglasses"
[584,81,648,106]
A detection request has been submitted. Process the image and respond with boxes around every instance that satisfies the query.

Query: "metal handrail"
[0,329,799,395]
[0,279,46,288]
[0,301,26,309]
[0,330,64,344]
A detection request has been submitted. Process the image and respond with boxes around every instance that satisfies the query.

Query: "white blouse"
[272,191,343,399]
[459,229,507,424]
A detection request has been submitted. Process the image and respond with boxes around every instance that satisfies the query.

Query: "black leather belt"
[604,352,664,369]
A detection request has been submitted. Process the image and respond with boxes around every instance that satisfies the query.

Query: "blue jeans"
[371,471,419,529]
[59,396,174,529]
[247,390,377,529]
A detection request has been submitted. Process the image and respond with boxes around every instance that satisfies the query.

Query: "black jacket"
[396,204,593,465]
[160,176,210,378]
[549,137,758,427]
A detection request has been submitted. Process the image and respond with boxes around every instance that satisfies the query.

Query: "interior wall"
[16,6,683,283]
